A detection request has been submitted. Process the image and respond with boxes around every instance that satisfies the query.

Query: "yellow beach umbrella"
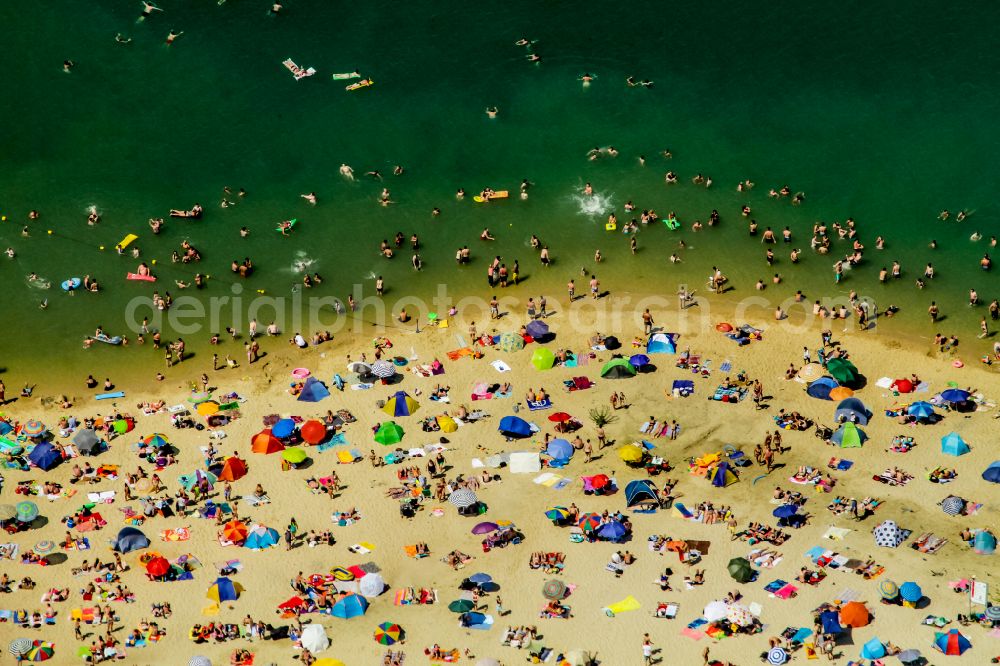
[313,660,347,666]
[618,444,644,463]
[436,415,458,433]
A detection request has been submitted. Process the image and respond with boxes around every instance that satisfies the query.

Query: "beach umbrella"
[703,601,728,622]
[300,624,330,652]
[33,540,55,556]
[383,391,419,417]
[282,447,308,464]
[313,661,346,666]
[497,332,524,352]
[767,647,788,664]
[597,521,627,541]
[546,438,573,460]
[0,504,15,521]
[271,418,295,439]
[448,488,478,508]
[370,360,396,378]
[146,556,170,577]
[933,628,971,655]
[300,420,327,445]
[908,401,936,420]
[878,580,900,600]
[332,593,369,619]
[940,388,970,403]
[374,622,402,645]
[985,606,1000,621]
[8,638,33,657]
[861,638,887,659]
[196,401,220,416]
[590,474,610,489]
[628,354,650,368]
[27,442,60,470]
[531,347,555,371]
[347,360,372,375]
[900,582,922,603]
[819,610,843,635]
[25,641,54,661]
[251,429,284,454]
[806,377,839,400]
[436,415,458,433]
[542,579,566,600]
[525,320,549,339]
[21,420,46,437]
[472,522,499,535]
[188,391,212,404]
[772,504,798,519]
[73,429,102,454]
[839,601,870,628]
[727,557,754,583]
[244,525,279,550]
[973,530,996,554]
[223,520,249,544]
[796,363,825,382]
[112,418,134,434]
[548,412,572,423]
[358,572,386,597]
[897,649,922,664]
[577,513,602,532]
[826,357,859,386]
[544,507,569,521]
[374,422,404,445]
[207,576,243,603]
[726,604,754,627]
[618,444,644,463]
[468,572,492,584]
[984,461,1000,483]
[448,599,474,613]
[941,496,964,516]
[188,658,212,666]
[15,500,38,523]
[829,386,854,401]
[892,378,914,393]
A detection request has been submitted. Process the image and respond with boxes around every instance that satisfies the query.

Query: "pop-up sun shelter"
[498,416,532,439]
[646,333,675,354]
[831,422,867,448]
[296,376,330,402]
[941,432,970,456]
[625,480,658,509]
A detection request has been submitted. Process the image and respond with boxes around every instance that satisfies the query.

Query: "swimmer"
[301,192,317,205]
[239,227,249,238]
[481,228,495,241]
[5,247,15,259]
[40,299,48,310]
[938,210,950,220]
[63,60,75,73]
[579,72,594,85]
[175,280,189,289]
[957,210,967,222]
[339,164,355,180]
[165,30,183,45]
[115,33,132,44]
[486,107,498,119]
[139,1,162,19]
[514,38,533,46]
[365,170,382,180]
[583,182,593,196]
[269,1,283,14]
[971,231,982,241]
[526,53,540,62]
[393,165,404,175]
[456,188,465,199]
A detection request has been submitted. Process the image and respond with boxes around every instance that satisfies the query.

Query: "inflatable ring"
[952,360,964,368]
[716,322,734,333]
[291,368,311,379]
[605,222,617,231]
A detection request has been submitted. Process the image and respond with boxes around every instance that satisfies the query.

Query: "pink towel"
[680,628,704,640]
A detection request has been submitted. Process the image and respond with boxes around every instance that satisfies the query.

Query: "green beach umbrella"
[282,447,308,464]
[727,557,755,583]
[497,332,524,353]
[374,422,404,445]
[531,347,555,370]
[16,501,39,523]
[826,358,859,386]
[448,599,474,613]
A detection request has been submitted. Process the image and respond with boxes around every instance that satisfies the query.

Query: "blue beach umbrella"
[907,401,935,420]
[546,439,573,460]
[597,521,627,541]
[806,377,839,400]
[772,504,798,519]
[628,354,650,368]
[468,573,492,585]
[900,582,922,602]
[271,418,295,439]
[940,388,970,403]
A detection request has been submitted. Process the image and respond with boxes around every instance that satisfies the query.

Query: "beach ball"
[152,259,157,265]
[47,230,52,234]
[100,246,105,250]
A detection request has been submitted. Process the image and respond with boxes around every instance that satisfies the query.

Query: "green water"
[2,1,1000,385]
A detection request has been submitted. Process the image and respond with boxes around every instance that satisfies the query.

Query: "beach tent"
[244,525,279,550]
[546,439,573,461]
[834,397,871,425]
[497,332,524,352]
[251,429,284,454]
[806,377,839,400]
[646,333,675,354]
[727,557,754,583]
[112,527,150,553]
[839,601,870,628]
[900,582,922,603]
[860,638,887,660]
[525,320,549,339]
[297,377,330,403]
[383,391,419,417]
[819,610,844,634]
[933,629,971,655]
[873,520,906,548]
[179,469,217,491]
[73,429,102,455]
[601,358,636,379]
[28,442,61,470]
[941,432,970,456]
[436,415,458,433]
[300,624,330,653]
[711,462,739,487]
[983,461,1000,483]
[300,420,328,445]
[531,347,555,371]
[374,422,404,445]
[498,416,532,439]
[831,422,867,448]
[207,577,244,602]
[218,456,248,481]
[973,530,996,554]
[826,358,860,387]
[332,593,369,619]
[625,480,658,509]
[508,451,541,473]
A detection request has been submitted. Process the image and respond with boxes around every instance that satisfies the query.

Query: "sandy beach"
[1,292,997,666]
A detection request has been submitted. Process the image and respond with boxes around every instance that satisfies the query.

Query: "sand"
[2,293,998,666]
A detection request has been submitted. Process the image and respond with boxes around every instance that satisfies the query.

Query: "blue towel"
[804,546,825,562]
[836,459,854,470]
[528,398,553,411]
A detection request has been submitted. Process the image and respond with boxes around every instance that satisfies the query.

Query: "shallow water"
[2,1,999,384]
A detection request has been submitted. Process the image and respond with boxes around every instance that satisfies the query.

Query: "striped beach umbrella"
[8,638,32,657]
[767,647,788,665]
[542,579,566,600]
[985,605,1000,621]
[577,513,602,532]
[878,579,899,600]
[21,420,46,437]
[544,506,569,521]
[448,488,478,508]
[940,496,964,516]
[370,360,396,378]
[373,622,402,645]
[15,500,39,523]
[187,391,212,404]
[26,641,55,661]
[142,433,170,448]
[33,540,56,556]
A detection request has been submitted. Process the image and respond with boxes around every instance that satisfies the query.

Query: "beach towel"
[822,527,852,541]
[350,383,373,390]
[348,542,374,554]
[764,579,788,593]
[775,584,798,599]
[533,472,556,485]
[242,494,271,506]
[87,491,116,503]
[447,348,474,361]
